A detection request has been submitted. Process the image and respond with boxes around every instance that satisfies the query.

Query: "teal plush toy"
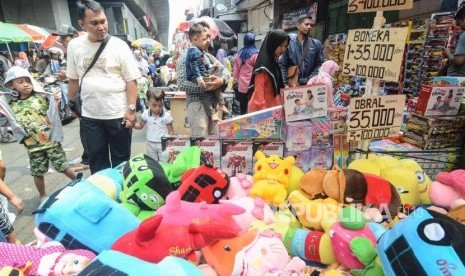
[160,146,208,189]
[120,153,173,221]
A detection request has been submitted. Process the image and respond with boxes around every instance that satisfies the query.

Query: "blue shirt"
[448,31,465,76]
[185,47,211,81]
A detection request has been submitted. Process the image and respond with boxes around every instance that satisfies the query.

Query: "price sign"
[348,94,405,141]
[348,0,413,13]
[342,27,408,82]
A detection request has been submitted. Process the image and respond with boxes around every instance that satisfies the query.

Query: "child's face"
[53,254,91,276]
[9,77,33,98]
[148,98,163,115]
[192,31,210,51]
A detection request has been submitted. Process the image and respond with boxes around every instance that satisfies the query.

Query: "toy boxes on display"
[406,113,465,135]
[282,84,328,122]
[217,106,283,139]
[402,130,463,150]
[309,146,333,169]
[333,134,349,169]
[161,136,191,163]
[252,140,285,167]
[283,149,311,172]
[415,85,464,116]
[282,121,312,151]
[220,140,253,177]
[433,77,465,86]
[190,137,221,167]
[310,117,331,147]
[328,106,348,134]
[406,98,418,113]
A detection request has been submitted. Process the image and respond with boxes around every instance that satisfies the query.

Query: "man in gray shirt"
[446,6,465,76]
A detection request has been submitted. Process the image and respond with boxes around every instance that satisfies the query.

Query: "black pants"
[79,119,89,164]
[235,91,248,115]
[81,117,132,174]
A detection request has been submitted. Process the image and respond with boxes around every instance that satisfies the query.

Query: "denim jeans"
[81,117,132,174]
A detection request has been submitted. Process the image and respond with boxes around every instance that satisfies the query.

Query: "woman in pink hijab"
[307,60,339,107]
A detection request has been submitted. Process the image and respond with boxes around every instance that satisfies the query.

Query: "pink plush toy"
[155,191,245,232]
[429,169,465,209]
[224,173,254,199]
[111,214,239,263]
[0,241,96,276]
[219,196,275,234]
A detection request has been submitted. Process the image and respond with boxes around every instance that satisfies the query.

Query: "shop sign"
[348,94,405,141]
[342,27,408,82]
[282,3,318,31]
[348,0,413,13]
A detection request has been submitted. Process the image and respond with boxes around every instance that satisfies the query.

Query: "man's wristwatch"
[128,104,136,112]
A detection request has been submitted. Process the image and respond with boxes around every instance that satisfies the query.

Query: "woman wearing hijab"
[307,60,339,107]
[216,48,228,67]
[233,33,259,114]
[247,29,290,112]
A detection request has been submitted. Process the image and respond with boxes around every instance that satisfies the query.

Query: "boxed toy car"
[217,106,283,139]
[221,140,253,177]
[433,77,465,86]
[161,136,191,163]
[190,137,221,167]
[406,113,465,135]
[415,85,464,116]
[282,121,312,151]
[252,140,285,167]
[281,84,328,122]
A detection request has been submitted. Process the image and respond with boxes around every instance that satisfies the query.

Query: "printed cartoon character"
[202,150,215,165]
[227,154,246,177]
[313,132,328,146]
[167,149,181,163]
[121,153,173,220]
[0,242,96,276]
[250,151,295,205]
[292,127,306,150]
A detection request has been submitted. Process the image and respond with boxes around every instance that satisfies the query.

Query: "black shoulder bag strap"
[79,35,111,89]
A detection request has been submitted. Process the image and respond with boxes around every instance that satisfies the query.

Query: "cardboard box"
[221,140,253,177]
[282,121,312,151]
[333,134,349,169]
[415,85,464,116]
[310,118,331,147]
[309,146,334,169]
[402,130,463,150]
[190,137,221,167]
[252,140,285,167]
[328,106,348,134]
[282,84,328,122]
[283,148,311,172]
[161,136,191,163]
[218,106,283,139]
[433,76,465,86]
[406,113,465,135]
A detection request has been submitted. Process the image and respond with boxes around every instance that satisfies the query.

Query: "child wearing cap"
[1,66,76,202]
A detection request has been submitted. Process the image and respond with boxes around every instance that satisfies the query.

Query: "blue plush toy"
[34,175,140,253]
[377,207,465,275]
[77,250,203,276]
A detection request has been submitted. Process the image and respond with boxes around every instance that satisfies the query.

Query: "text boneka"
[353,29,391,43]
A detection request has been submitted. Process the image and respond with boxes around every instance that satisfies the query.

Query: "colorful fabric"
[28,143,70,176]
[9,92,55,153]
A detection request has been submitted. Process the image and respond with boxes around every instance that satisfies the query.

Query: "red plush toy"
[111,214,238,263]
[177,164,230,204]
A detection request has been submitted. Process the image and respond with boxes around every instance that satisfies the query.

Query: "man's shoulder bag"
[287,39,310,87]
[69,35,111,117]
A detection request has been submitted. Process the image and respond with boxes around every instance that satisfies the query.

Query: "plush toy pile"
[2,147,465,275]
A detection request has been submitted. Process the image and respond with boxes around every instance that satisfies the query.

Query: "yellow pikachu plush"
[250,151,295,205]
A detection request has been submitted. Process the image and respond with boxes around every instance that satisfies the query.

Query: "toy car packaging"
[34,176,140,253]
[377,207,465,275]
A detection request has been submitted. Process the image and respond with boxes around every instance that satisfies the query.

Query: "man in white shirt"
[67,0,141,174]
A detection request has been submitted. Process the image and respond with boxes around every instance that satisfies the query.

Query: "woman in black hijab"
[247,29,290,112]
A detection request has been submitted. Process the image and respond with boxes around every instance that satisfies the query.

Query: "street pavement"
[1,118,147,243]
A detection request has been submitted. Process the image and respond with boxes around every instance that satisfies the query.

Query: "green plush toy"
[160,146,206,189]
[350,237,385,276]
[120,153,173,220]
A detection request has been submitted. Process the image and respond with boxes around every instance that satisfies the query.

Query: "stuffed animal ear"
[284,155,296,166]
[165,191,181,211]
[323,166,346,203]
[300,167,326,199]
[254,150,266,160]
[136,215,163,242]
